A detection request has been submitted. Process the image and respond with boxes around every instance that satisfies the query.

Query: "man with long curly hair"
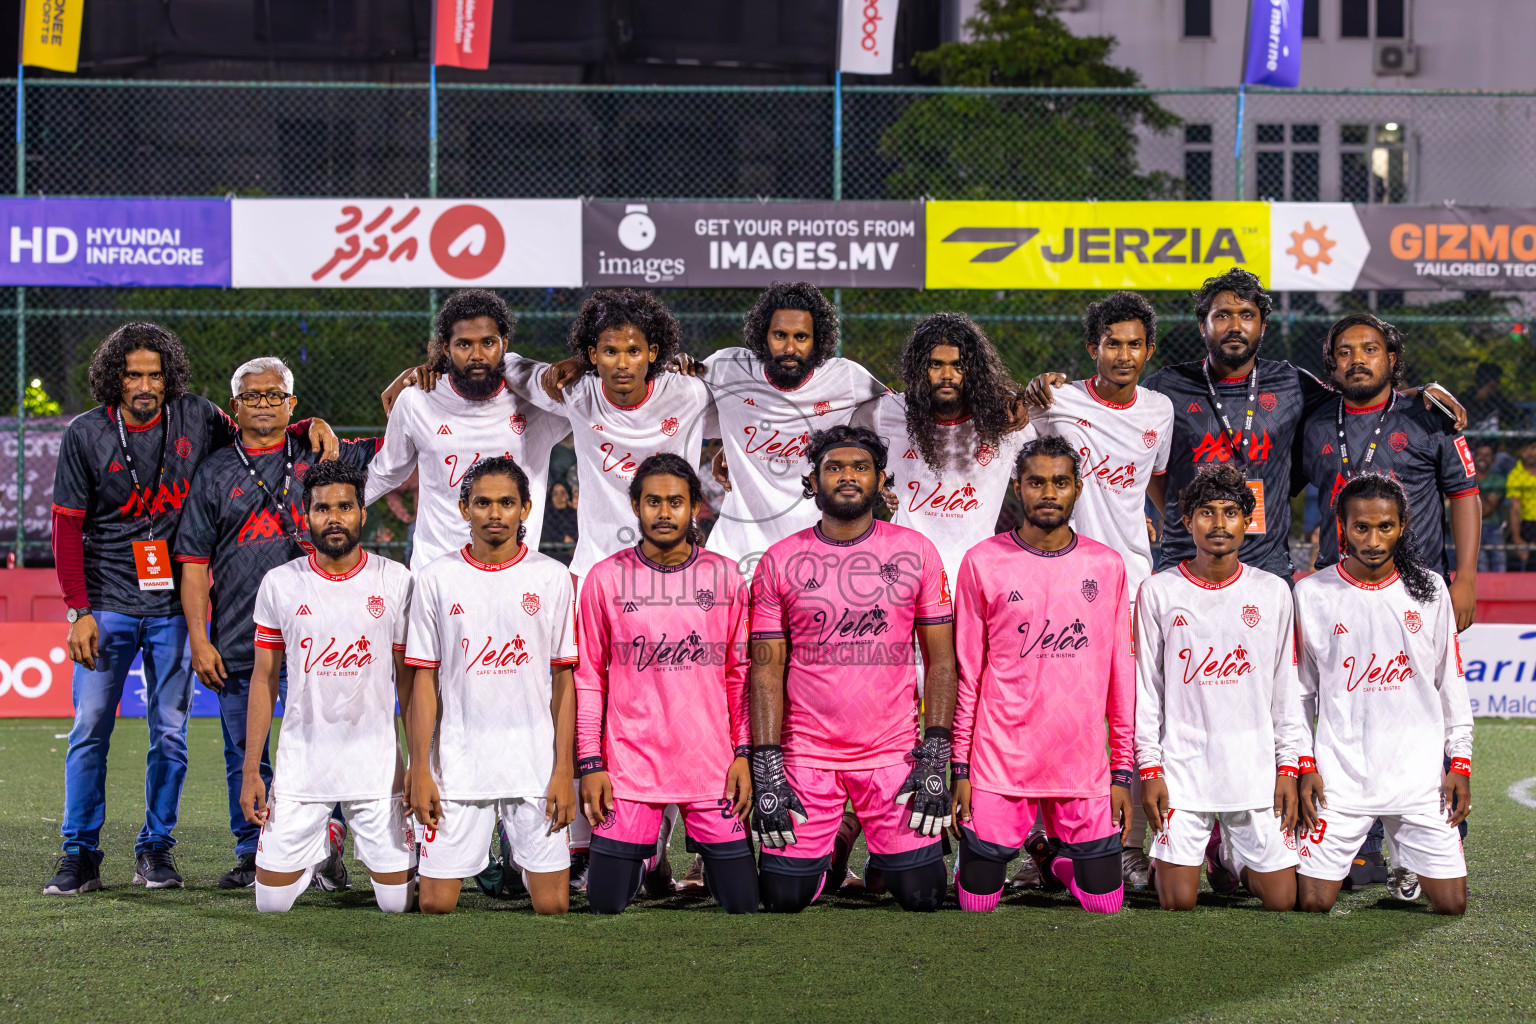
[853,312,1031,584]
[46,323,336,897]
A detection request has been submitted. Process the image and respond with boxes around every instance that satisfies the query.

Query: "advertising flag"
[21,0,85,73]
[1243,0,1303,88]
[434,0,495,70]
[838,0,900,75]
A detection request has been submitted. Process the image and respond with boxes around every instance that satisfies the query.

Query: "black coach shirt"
[1298,397,1478,576]
[174,436,379,677]
[1143,357,1331,578]
[53,396,240,618]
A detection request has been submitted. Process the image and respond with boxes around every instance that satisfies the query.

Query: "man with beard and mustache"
[748,426,957,913]
[698,282,892,577]
[951,435,1135,915]
[176,357,378,891]
[241,460,417,913]
[369,290,568,569]
[1298,313,1480,630]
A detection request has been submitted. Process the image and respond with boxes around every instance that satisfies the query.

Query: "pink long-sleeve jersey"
[953,531,1135,798]
[576,544,750,804]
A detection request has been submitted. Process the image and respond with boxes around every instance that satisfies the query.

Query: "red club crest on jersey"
[1258,392,1277,412]
[1081,578,1099,602]
[1404,609,1423,633]
[661,416,679,437]
[1389,431,1409,452]
[1142,429,1158,449]
[974,443,996,467]
[813,401,832,417]
[695,588,715,611]
[509,414,526,435]
[174,436,192,459]
[1242,604,1261,628]
[1284,830,1298,851]
[367,595,385,619]
[522,592,540,615]
[294,462,310,480]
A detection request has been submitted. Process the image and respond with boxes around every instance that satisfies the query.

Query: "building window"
[1376,0,1406,38]
[1341,0,1369,37]
[1254,123,1320,202]
[1340,122,1408,203]
[1302,0,1320,38]
[1183,0,1212,39]
[1184,123,1212,200]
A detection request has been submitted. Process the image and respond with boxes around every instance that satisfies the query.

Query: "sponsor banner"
[0,198,231,287]
[22,0,84,74]
[0,418,66,549]
[1269,203,1371,292]
[1459,623,1536,718]
[1243,0,1303,88]
[925,201,1269,290]
[0,623,74,717]
[434,0,495,70]
[232,198,581,288]
[583,201,923,289]
[838,0,900,76]
[1356,206,1536,291]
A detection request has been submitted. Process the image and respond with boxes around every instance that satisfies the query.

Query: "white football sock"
[255,867,314,913]
[372,878,416,913]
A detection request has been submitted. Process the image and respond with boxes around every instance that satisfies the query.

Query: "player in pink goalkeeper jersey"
[952,434,1136,914]
[749,425,958,913]
[1295,474,1472,916]
[576,453,758,914]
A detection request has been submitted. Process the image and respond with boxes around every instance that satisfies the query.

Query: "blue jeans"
[61,611,192,857]
[217,670,287,858]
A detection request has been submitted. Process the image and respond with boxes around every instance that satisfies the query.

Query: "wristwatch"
[66,606,92,623]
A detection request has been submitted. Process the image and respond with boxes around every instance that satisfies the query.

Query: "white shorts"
[1297,810,1466,881]
[1153,807,1299,875]
[415,797,570,879]
[256,794,415,875]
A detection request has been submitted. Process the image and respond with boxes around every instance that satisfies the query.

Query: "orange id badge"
[133,539,175,591]
[1244,480,1266,534]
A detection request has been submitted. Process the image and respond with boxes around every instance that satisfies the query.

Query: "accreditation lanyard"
[232,436,301,542]
[112,407,170,540]
[1200,360,1259,462]
[1336,393,1397,479]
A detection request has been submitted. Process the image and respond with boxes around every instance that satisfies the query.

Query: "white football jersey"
[854,391,1030,583]
[404,544,578,800]
[252,551,413,802]
[502,355,712,579]
[1030,378,1173,597]
[700,347,890,573]
[365,379,569,570]
[1134,562,1305,812]
[1294,564,1473,816]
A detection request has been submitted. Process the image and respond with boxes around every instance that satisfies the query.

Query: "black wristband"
[1110,768,1134,789]
[733,744,751,760]
[576,755,606,777]
[950,762,970,780]
[923,725,953,742]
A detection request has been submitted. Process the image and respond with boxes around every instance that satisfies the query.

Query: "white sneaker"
[1387,867,1421,901]
[1121,847,1152,889]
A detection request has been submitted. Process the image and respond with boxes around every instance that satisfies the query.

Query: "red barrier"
[0,622,75,716]
[0,569,67,622]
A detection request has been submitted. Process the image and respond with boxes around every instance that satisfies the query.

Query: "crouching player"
[405,457,579,914]
[1134,465,1305,911]
[952,435,1134,914]
[1294,474,1472,915]
[576,454,758,914]
[748,426,958,913]
[241,462,416,912]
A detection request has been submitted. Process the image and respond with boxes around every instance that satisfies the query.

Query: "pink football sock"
[1051,857,1123,914]
[956,883,1002,912]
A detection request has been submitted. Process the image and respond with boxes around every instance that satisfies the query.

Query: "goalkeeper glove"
[750,745,807,849]
[895,727,953,836]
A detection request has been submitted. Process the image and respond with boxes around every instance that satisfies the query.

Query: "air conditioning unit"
[1374,41,1419,76]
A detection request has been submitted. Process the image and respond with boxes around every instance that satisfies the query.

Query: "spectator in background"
[1474,443,1508,573]
[541,481,579,565]
[1465,362,1524,435]
[1505,440,1536,571]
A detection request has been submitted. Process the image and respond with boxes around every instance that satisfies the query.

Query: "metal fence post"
[14,66,25,565]
[832,70,843,201]
[1232,84,1245,201]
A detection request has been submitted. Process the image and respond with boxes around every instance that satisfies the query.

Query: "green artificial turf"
[1,717,1534,1023]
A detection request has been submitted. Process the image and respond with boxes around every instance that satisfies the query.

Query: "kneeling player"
[952,435,1134,914]
[242,462,416,912]
[1134,465,1304,911]
[1294,474,1472,915]
[749,426,957,913]
[405,457,579,914]
[576,454,757,913]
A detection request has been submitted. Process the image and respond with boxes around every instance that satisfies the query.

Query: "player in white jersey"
[405,456,578,915]
[1135,465,1305,912]
[241,461,416,913]
[700,282,891,575]
[1024,291,1173,888]
[1294,473,1471,916]
[370,289,568,568]
[853,312,1031,584]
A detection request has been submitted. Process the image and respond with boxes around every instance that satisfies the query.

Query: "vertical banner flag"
[1243,0,1303,88]
[838,0,900,75]
[433,0,495,70]
[21,0,84,73]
